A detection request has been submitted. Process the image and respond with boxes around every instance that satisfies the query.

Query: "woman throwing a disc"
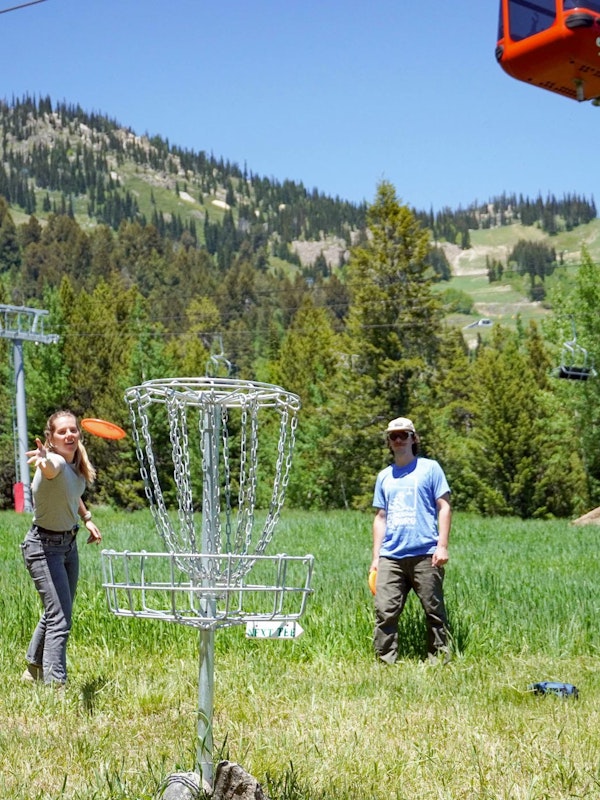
[21,410,101,686]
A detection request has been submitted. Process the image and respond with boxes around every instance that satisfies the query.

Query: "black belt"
[33,524,79,536]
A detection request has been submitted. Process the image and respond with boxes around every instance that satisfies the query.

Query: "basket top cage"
[125,378,300,578]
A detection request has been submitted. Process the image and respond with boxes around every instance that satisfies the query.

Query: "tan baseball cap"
[385,417,416,433]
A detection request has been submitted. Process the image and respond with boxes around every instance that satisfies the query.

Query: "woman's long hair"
[45,410,97,485]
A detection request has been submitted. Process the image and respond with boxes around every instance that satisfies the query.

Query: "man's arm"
[370,508,386,572]
[432,492,451,567]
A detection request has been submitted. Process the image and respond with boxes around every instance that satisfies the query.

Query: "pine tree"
[0,196,20,274]
[399,326,480,511]
[270,296,340,507]
[326,181,443,507]
[466,325,587,517]
[165,297,220,376]
[547,248,600,505]
[57,277,140,504]
[345,181,441,406]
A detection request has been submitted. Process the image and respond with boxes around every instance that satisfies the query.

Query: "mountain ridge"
[1,94,598,333]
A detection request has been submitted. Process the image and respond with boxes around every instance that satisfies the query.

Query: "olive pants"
[373,555,448,663]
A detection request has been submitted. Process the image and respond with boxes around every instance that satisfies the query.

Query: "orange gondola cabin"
[496,1,600,101]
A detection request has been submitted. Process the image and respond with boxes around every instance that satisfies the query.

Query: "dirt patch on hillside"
[474,300,544,317]
[439,241,550,325]
[440,242,512,277]
[292,238,349,268]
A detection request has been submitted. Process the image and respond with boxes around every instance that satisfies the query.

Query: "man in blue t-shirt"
[370,416,452,664]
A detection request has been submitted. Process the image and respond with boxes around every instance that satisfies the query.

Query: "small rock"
[213,761,269,800]
[156,771,207,799]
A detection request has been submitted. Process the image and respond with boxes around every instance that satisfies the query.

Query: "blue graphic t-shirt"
[372,457,450,559]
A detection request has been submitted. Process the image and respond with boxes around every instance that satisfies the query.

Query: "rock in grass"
[156,771,205,799]
[156,763,268,799]
[213,761,268,799]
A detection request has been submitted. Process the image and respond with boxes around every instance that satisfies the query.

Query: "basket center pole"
[196,406,220,785]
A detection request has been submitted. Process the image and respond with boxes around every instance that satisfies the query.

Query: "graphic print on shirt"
[387,478,417,530]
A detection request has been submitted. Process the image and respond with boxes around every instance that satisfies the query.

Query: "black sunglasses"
[388,431,414,441]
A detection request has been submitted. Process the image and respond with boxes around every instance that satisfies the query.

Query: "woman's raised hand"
[26,437,48,469]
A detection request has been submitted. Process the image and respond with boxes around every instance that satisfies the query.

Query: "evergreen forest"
[1,94,599,520]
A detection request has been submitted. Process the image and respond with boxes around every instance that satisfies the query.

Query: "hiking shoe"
[22,664,44,682]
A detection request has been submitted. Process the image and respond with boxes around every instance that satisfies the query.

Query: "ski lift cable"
[0,0,48,15]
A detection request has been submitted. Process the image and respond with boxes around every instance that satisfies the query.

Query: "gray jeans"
[373,555,448,663]
[21,526,79,684]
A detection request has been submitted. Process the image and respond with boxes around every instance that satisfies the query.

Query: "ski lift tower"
[0,304,59,512]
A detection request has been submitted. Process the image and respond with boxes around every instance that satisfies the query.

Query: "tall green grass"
[2,509,600,798]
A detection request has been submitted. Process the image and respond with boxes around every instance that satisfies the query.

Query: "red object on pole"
[13,482,25,512]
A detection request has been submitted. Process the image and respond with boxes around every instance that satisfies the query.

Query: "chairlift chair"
[554,320,596,380]
[496,0,600,102]
[205,334,233,378]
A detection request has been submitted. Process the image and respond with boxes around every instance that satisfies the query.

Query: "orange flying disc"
[368,569,377,596]
[81,418,126,440]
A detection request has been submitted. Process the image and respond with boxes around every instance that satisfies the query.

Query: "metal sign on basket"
[101,377,314,791]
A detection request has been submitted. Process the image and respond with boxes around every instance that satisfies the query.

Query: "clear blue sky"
[2,0,597,212]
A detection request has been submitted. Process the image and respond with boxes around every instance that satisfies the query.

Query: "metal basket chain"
[233,397,254,556]
[255,402,297,556]
[199,396,224,565]
[283,404,298,494]
[238,399,247,494]
[167,394,196,553]
[127,388,176,551]
[220,405,234,553]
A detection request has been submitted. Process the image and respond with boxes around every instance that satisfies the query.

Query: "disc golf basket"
[101,377,314,788]
[554,319,596,381]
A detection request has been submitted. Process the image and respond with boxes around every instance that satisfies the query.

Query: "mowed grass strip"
[2,509,600,799]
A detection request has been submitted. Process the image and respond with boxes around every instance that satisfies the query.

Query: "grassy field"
[2,508,600,799]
